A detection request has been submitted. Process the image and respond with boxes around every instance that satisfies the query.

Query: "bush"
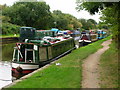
[2,23,21,35]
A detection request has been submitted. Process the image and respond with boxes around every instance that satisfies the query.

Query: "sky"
[0,0,102,23]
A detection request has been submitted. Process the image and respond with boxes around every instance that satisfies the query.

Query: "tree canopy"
[76,1,120,48]
[1,1,99,35]
[2,1,52,29]
[52,10,82,30]
[78,18,97,30]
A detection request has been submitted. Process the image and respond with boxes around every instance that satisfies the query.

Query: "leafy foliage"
[76,2,103,14]
[52,10,82,30]
[97,22,109,30]
[76,1,117,15]
[1,2,83,32]
[76,1,120,48]
[1,1,99,35]
[2,22,21,35]
[78,18,97,30]
[2,2,52,29]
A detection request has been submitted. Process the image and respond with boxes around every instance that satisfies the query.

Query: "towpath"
[81,39,112,88]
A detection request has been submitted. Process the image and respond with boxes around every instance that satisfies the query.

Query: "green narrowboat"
[12,27,75,78]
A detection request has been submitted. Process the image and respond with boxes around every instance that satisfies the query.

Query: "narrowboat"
[57,30,81,48]
[79,30,91,46]
[97,30,107,39]
[79,30,98,46]
[12,27,75,79]
[69,30,81,48]
[89,30,98,42]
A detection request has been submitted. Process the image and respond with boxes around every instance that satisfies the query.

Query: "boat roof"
[20,27,34,29]
[51,28,60,32]
[36,30,55,32]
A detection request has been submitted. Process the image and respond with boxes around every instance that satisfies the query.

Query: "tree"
[79,18,88,29]
[87,19,97,29]
[52,10,82,30]
[97,22,109,29]
[76,1,117,14]
[0,16,11,23]
[76,1,120,48]
[52,10,69,30]
[87,19,97,25]
[64,14,82,30]
[0,4,21,35]
[2,1,52,29]
[78,18,96,30]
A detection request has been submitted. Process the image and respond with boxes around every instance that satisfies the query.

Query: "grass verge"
[99,42,119,88]
[10,36,111,88]
[0,34,19,38]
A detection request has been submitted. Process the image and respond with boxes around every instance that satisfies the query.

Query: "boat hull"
[12,63,39,79]
[79,40,91,46]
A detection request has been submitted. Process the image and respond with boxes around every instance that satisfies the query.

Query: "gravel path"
[82,39,112,88]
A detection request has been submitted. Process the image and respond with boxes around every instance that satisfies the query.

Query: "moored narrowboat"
[89,30,98,42]
[97,30,107,39]
[12,27,75,79]
[70,30,81,48]
[79,30,91,46]
[57,29,81,48]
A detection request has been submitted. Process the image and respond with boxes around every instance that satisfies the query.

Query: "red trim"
[37,30,45,31]
[12,68,16,71]
[22,70,34,74]
[81,35,89,40]
[12,68,36,74]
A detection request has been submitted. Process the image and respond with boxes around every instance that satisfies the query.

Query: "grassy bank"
[99,42,119,88]
[10,36,111,88]
[0,34,19,38]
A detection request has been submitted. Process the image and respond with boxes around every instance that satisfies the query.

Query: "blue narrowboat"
[97,30,107,39]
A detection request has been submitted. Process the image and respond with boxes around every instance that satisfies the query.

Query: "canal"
[0,43,16,89]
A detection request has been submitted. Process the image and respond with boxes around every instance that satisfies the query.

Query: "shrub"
[2,22,21,35]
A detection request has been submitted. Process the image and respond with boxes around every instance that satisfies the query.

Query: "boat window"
[24,28,26,31]
[31,29,33,32]
[25,49,35,63]
[13,47,25,62]
[98,34,100,37]
[27,51,33,62]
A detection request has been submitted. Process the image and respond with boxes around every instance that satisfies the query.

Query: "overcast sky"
[0,0,102,23]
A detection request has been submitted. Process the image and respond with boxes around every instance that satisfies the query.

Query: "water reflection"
[0,61,12,89]
[1,43,16,61]
[0,43,16,89]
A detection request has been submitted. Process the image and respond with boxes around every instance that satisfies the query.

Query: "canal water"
[0,43,16,89]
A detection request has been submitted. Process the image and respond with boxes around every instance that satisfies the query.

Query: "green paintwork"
[35,30,56,39]
[20,27,36,42]
[13,38,75,66]
[20,27,56,42]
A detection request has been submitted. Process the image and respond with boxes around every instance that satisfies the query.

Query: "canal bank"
[3,36,111,88]
[0,37,19,44]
